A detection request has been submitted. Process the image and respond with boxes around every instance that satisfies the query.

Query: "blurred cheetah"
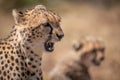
[49,37,105,80]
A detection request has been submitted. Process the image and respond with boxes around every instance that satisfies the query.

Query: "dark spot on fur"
[3,71,6,76]
[10,66,13,70]
[32,65,36,68]
[0,51,3,54]
[11,56,14,61]
[27,71,30,75]
[11,63,14,66]
[1,61,4,65]
[28,62,32,66]
[13,73,16,76]
[5,54,8,58]
[5,64,8,68]
[31,73,35,76]
[16,66,19,71]
[7,60,10,63]
[2,47,5,50]
[30,57,34,61]
[15,59,19,63]
[30,51,34,54]
[37,77,40,80]
[7,47,10,49]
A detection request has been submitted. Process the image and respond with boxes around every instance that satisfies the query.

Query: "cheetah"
[0,5,64,80]
[49,37,105,80]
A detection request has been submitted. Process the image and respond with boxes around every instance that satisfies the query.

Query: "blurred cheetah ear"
[12,9,23,24]
[72,41,83,52]
[74,43,83,52]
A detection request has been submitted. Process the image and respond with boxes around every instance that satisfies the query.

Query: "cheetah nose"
[100,57,105,61]
[56,33,64,40]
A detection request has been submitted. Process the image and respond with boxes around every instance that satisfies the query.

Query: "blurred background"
[0,0,120,80]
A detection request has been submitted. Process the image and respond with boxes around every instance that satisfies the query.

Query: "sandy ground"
[0,3,120,80]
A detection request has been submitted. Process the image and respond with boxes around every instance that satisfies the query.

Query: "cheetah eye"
[19,11,23,15]
[43,23,53,34]
[100,48,105,52]
[91,49,97,54]
[44,23,51,27]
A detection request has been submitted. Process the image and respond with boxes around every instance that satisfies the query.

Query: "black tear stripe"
[47,28,53,42]
[49,24,53,35]
[47,35,52,41]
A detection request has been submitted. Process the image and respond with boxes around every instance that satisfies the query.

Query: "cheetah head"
[12,5,64,52]
[73,37,105,66]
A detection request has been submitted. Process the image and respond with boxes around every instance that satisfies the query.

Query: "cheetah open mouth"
[44,41,54,52]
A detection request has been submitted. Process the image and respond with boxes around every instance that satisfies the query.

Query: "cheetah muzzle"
[44,34,64,52]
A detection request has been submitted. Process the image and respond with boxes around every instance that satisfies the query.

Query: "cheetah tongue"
[44,42,54,52]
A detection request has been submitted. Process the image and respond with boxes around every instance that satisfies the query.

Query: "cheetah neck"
[5,26,43,69]
[5,26,21,47]
[4,26,43,79]
[19,43,43,74]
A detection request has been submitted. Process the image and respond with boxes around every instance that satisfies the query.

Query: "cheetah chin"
[44,41,54,52]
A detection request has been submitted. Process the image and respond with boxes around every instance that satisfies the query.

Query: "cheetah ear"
[72,41,83,52]
[73,43,83,52]
[12,9,23,24]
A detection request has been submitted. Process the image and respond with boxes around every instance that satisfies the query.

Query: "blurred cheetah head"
[73,37,105,66]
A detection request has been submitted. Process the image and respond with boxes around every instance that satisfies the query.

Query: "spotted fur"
[49,37,105,80]
[0,5,64,80]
